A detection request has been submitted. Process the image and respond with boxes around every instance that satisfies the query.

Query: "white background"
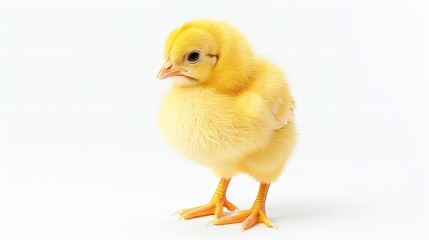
[1,0,428,239]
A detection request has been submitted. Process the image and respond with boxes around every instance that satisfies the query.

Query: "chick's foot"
[176,178,238,220]
[212,183,274,230]
[177,197,237,220]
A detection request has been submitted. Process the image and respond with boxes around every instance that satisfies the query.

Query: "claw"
[271,223,277,229]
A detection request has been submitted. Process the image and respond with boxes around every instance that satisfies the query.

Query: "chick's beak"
[157,59,186,80]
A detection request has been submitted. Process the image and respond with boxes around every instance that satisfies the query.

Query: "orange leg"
[176,178,238,220]
[212,182,274,231]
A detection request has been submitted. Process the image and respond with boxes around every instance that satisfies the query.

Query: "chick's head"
[157,19,255,93]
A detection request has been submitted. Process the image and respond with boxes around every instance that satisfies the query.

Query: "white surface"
[1,0,428,239]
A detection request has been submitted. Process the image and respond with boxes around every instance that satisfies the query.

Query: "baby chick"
[157,19,296,230]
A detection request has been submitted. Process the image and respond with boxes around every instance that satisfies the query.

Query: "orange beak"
[157,57,186,80]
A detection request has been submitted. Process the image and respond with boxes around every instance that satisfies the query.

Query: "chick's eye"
[186,51,201,64]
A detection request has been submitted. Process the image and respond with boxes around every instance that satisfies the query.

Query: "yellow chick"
[157,19,296,230]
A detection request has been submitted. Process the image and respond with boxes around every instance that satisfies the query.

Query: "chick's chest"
[159,87,240,160]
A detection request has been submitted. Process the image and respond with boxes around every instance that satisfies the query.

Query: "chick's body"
[159,58,296,182]
[157,19,296,230]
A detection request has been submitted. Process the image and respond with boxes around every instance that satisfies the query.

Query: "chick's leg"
[212,182,274,230]
[176,178,238,220]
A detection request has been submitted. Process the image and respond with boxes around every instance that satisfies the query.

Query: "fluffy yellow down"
[158,19,297,183]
